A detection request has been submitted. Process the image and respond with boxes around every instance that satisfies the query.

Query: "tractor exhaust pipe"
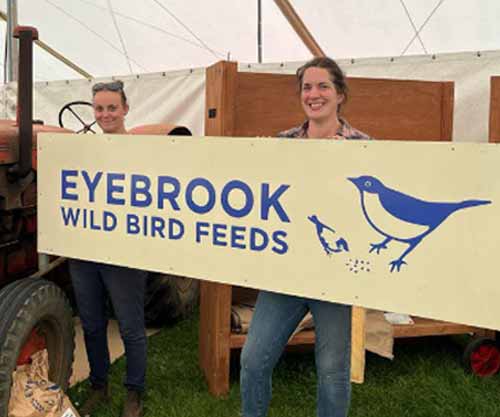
[9,26,38,178]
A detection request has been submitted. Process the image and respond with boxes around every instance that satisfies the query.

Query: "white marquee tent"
[1,0,498,81]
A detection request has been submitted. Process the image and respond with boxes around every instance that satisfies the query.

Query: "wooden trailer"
[199,61,496,396]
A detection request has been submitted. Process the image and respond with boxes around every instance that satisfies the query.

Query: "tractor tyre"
[144,273,199,327]
[0,278,75,417]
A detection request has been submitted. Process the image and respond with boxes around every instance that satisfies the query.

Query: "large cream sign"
[38,134,500,330]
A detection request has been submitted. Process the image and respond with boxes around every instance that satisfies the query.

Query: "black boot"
[121,390,144,417]
[79,384,109,417]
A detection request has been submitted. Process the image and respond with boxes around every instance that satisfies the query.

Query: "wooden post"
[441,82,454,141]
[199,282,233,395]
[199,61,238,396]
[350,306,366,383]
[489,77,500,143]
[204,61,237,137]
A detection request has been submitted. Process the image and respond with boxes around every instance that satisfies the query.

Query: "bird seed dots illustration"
[345,258,371,274]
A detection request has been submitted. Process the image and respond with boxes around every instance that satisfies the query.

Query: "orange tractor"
[0,26,197,417]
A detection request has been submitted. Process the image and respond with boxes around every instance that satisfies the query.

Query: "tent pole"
[257,0,262,63]
[6,0,19,82]
[0,10,93,79]
[33,39,93,79]
[273,0,325,57]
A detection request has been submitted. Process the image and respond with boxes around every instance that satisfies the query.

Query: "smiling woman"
[240,56,371,417]
[92,80,129,134]
[67,79,147,417]
[299,64,347,135]
[278,57,370,142]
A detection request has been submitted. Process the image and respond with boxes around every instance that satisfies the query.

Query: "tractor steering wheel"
[58,101,97,133]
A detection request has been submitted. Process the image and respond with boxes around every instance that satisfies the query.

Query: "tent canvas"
[0,0,499,82]
[0,50,498,142]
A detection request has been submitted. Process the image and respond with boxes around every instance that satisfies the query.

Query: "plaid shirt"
[277,118,371,140]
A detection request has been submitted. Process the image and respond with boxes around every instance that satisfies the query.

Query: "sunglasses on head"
[92,81,124,94]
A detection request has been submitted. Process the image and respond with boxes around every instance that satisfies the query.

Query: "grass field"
[69,315,500,417]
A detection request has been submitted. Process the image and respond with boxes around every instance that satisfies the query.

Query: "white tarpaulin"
[0,67,206,135]
[1,50,498,141]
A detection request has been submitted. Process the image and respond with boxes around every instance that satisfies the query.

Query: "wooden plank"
[230,329,316,349]
[441,82,455,141]
[475,328,496,339]
[199,61,239,397]
[231,319,495,348]
[199,281,232,396]
[489,76,500,143]
[393,317,484,338]
[350,306,366,384]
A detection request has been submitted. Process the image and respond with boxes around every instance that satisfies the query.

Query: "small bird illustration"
[348,175,491,272]
[308,214,349,255]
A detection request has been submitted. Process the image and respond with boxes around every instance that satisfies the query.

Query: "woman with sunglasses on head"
[69,80,147,417]
[240,57,370,417]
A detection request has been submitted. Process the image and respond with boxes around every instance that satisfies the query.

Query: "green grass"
[69,315,500,417]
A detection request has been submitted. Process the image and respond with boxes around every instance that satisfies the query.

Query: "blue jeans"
[240,290,352,417]
[69,260,147,392]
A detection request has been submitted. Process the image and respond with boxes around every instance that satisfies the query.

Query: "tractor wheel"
[0,278,74,417]
[144,273,199,327]
[463,336,500,377]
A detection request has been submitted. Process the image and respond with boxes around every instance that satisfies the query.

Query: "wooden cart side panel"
[343,78,452,141]
[489,76,500,143]
[233,73,454,141]
[234,73,303,137]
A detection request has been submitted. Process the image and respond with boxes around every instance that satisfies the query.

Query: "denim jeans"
[240,290,352,417]
[69,260,147,392]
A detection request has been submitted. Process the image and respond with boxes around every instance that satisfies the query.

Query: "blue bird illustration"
[348,175,491,272]
[308,214,349,255]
